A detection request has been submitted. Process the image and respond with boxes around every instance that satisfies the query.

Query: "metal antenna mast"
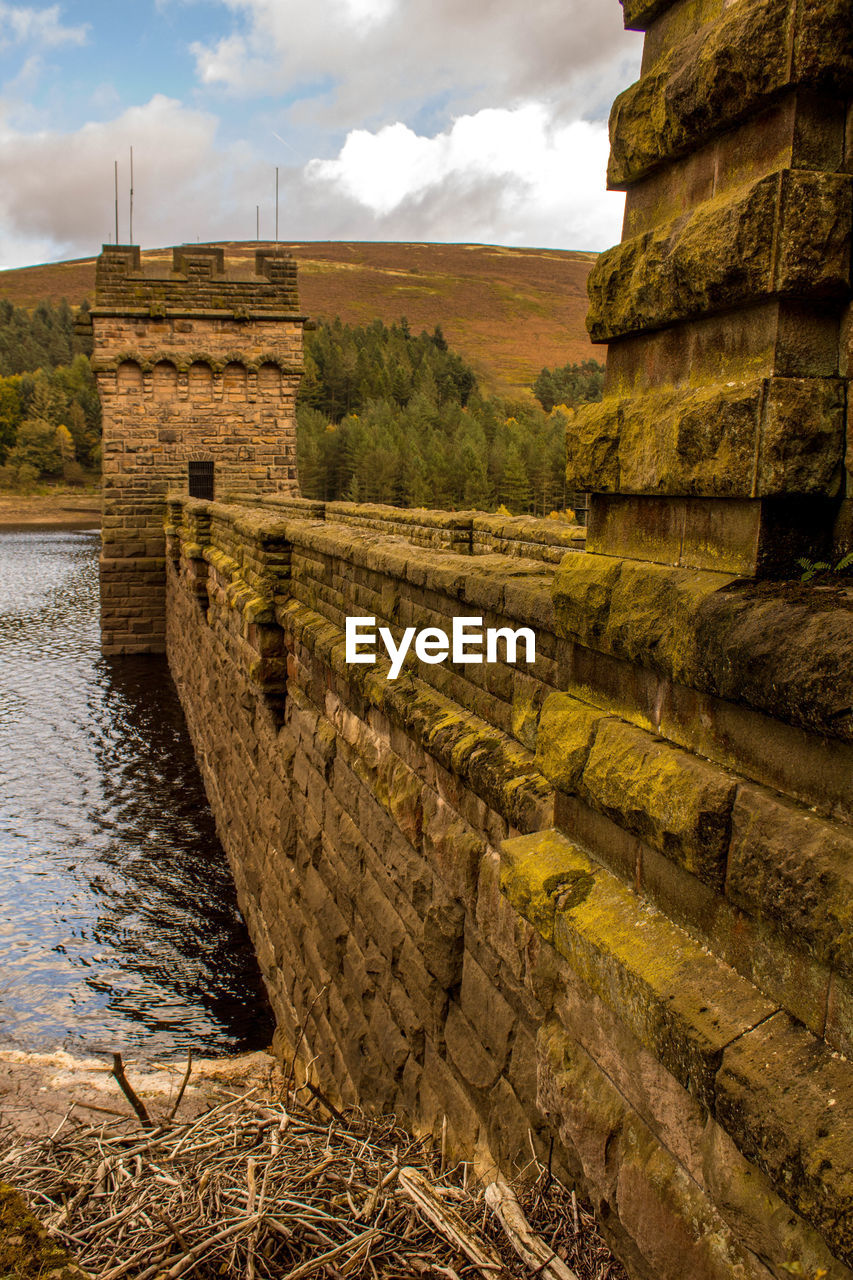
[129,147,134,244]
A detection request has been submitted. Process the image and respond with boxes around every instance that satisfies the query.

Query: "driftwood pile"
[0,1053,627,1280]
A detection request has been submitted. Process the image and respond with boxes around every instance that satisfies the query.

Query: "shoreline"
[0,490,101,529]
[0,1046,277,1136]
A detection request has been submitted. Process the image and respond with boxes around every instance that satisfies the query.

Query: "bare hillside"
[0,240,600,395]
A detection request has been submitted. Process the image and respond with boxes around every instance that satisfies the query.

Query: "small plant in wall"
[796,552,853,583]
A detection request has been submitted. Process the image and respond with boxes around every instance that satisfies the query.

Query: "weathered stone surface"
[580,718,737,888]
[552,555,853,742]
[619,0,675,31]
[615,1133,777,1280]
[459,950,516,1068]
[538,1022,779,1280]
[588,172,852,342]
[610,0,853,185]
[499,828,592,946]
[717,1012,853,1264]
[510,673,547,751]
[534,693,605,796]
[565,399,620,491]
[700,1122,853,1280]
[445,1004,500,1089]
[726,784,853,974]
[568,375,845,498]
[505,829,774,1107]
[757,376,845,494]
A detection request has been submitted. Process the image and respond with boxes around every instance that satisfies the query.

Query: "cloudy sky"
[0,0,642,269]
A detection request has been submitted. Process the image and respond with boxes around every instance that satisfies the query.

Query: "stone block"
[368,997,409,1078]
[537,1019,625,1203]
[580,718,737,888]
[570,376,845,499]
[459,951,516,1068]
[422,899,466,988]
[535,693,605,796]
[615,1131,776,1280]
[611,0,853,185]
[700,1120,853,1280]
[510,673,547,751]
[500,828,596,946]
[422,1041,482,1153]
[421,791,485,906]
[485,1077,539,1176]
[716,1012,853,1264]
[587,172,852,342]
[444,1004,501,1089]
[552,554,853,744]
[476,848,535,983]
[726,784,853,974]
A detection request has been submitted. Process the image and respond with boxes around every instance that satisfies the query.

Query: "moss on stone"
[504,829,775,1109]
[0,1183,88,1280]
[535,693,605,795]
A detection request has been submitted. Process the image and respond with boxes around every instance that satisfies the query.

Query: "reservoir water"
[0,527,274,1057]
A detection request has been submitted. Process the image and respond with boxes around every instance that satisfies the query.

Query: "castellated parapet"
[92,244,305,655]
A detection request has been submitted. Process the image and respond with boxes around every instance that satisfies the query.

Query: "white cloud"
[0,3,640,268]
[0,92,627,270]
[0,95,262,268]
[0,2,87,49]
[305,104,623,250]
[188,0,639,127]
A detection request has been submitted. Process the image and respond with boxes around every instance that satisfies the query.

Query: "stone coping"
[169,496,853,741]
[552,554,853,742]
[221,493,586,560]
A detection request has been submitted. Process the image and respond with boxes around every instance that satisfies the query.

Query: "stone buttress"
[573,0,852,573]
[92,244,304,655]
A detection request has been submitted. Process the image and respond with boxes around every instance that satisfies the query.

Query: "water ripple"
[0,529,274,1058]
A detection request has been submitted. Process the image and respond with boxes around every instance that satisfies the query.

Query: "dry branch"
[485,1177,579,1280]
[399,1166,509,1278]
[110,1054,154,1130]
[1,1066,628,1280]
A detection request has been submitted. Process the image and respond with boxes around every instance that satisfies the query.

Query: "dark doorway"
[188,460,215,501]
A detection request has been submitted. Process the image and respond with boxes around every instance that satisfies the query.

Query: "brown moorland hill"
[0,240,600,396]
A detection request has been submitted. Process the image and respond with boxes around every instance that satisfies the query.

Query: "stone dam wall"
[95,0,853,1273]
[165,494,853,1280]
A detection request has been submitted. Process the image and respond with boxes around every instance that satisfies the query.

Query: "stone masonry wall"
[93,245,304,655]
[166,495,853,1280]
[223,494,588,563]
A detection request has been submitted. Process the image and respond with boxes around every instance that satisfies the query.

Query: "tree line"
[297,318,603,514]
[0,299,99,488]
[0,298,604,510]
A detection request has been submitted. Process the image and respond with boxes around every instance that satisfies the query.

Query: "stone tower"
[91,243,304,655]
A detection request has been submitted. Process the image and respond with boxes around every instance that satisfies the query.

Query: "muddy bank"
[0,490,100,528]
[0,1048,276,1137]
